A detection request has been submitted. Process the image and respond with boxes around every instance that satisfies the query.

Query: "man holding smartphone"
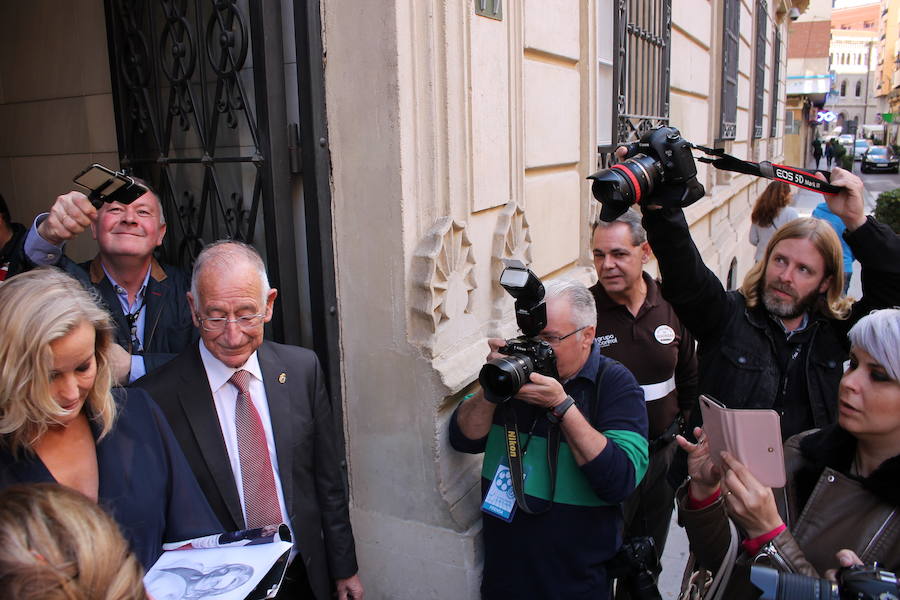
[22,182,194,383]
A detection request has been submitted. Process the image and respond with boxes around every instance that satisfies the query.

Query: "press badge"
[481,460,528,522]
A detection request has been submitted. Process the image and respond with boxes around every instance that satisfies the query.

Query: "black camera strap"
[692,144,842,196]
[501,361,612,516]
[502,404,560,516]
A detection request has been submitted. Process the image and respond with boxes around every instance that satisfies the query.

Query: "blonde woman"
[0,269,220,569]
[749,181,799,263]
[0,483,148,600]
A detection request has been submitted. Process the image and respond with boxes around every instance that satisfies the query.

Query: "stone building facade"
[1,1,799,598]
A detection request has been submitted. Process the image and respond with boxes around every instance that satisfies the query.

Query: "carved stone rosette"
[411,217,478,339]
[489,201,532,329]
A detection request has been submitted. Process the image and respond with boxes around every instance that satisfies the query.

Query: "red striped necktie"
[228,369,283,529]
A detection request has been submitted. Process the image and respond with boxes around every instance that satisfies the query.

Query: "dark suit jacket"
[135,341,358,600]
[60,255,196,374]
[0,388,222,570]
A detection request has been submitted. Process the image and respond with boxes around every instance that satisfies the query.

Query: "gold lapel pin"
[278,372,287,384]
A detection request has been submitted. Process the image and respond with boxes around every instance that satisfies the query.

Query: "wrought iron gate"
[103,0,301,344]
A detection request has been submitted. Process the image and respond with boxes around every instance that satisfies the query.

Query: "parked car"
[861,146,900,174]
[852,139,871,161]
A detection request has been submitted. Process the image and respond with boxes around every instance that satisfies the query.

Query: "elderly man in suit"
[136,240,363,600]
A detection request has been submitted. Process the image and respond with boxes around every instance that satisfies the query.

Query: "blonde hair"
[0,269,117,454]
[740,218,852,320]
[0,483,147,600]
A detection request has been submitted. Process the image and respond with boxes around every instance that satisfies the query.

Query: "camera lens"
[750,566,839,600]
[588,154,661,222]
[479,355,534,402]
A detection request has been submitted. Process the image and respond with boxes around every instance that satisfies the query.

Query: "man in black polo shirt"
[589,209,697,598]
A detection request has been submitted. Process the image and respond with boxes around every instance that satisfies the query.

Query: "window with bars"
[753,1,767,139]
[719,0,740,140]
[597,0,672,159]
[770,27,781,137]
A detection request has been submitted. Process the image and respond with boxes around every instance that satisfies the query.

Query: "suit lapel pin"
[278,372,287,384]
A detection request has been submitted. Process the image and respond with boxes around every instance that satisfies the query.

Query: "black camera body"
[751,563,899,600]
[588,126,706,222]
[606,536,662,600]
[479,260,560,403]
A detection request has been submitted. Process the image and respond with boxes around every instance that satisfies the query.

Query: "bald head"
[188,241,276,368]
[190,240,270,305]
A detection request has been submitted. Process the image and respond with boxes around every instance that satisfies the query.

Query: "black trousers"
[277,558,316,599]
[614,440,678,600]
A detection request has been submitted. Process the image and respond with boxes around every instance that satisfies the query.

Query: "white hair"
[190,240,270,304]
[848,308,900,381]
[542,278,597,331]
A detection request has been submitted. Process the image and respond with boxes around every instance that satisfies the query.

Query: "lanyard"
[125,297,146,354]
[502,403,560,515]
[692,144,842,196]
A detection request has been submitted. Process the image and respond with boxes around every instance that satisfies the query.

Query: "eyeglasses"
[537,325,588,345]
[198,314,265,332]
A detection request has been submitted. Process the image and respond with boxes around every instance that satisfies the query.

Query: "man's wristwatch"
[546,395,575,424]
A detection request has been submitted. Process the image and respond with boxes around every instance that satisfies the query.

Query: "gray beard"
[762,285,818,320]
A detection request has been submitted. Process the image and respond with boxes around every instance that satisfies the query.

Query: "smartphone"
[73,164,147,208]
[699,394,786,488]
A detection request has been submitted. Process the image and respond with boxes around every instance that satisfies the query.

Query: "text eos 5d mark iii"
[479,259,560,403]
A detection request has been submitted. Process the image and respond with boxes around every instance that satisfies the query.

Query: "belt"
[649,415,683,453]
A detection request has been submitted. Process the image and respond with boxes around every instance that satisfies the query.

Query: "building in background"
[826,2,882,140]
[786,0,832,166]
[877,0,900,143]
[0,1,799,597]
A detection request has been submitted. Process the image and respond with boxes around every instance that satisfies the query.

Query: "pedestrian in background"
[813,200,855,294]
[749,181,799,263]
[824,140,835,169]
[811,138,823,169]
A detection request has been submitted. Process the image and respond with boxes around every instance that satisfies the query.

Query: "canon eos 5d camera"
[478,260,560,403]
[587,126,705,222]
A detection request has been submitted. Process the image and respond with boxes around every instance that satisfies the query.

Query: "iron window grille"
[770,27,781,137]
[719,0,740,141]
[597,0,672,167]
[753,1,767,139]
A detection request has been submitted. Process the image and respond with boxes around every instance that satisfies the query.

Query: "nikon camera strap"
[501,361,611,515]
[502,404,560,516]
[692,144,842,196]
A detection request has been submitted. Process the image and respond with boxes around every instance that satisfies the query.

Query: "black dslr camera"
[751,563,899,600]
[587,126,706,222]
[478,260,560,403]
[606,537,662,600]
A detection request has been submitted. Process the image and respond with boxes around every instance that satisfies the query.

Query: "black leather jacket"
[642,208,900,436]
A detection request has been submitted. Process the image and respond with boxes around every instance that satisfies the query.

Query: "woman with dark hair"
[0,268,221,570]
[676,308,900,600]
[749,181,799,263]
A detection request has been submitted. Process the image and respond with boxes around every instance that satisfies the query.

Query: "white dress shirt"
[198,340,292,541]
